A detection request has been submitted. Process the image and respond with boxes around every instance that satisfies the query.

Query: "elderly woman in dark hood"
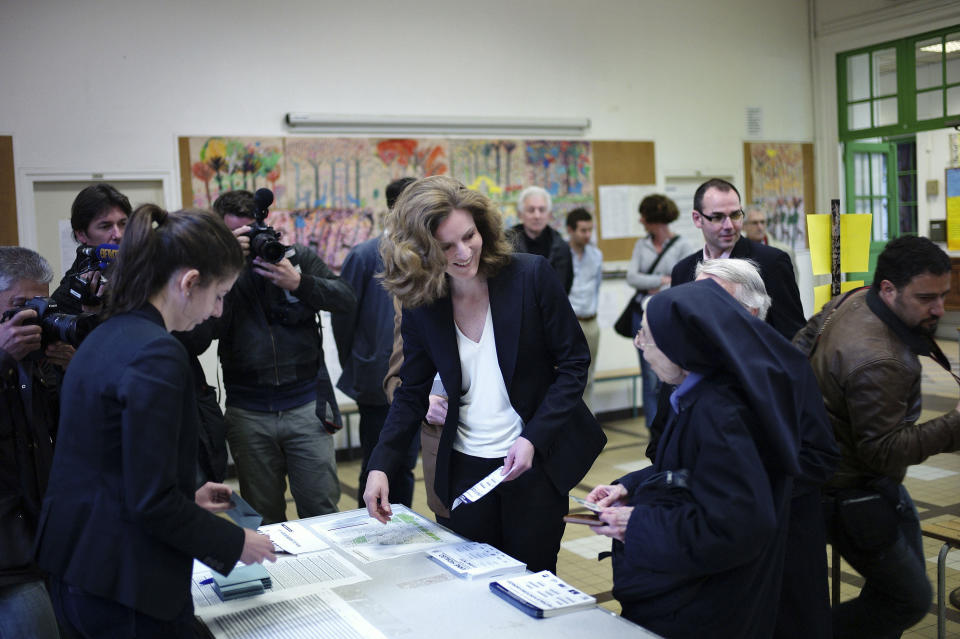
[588,278,826,638]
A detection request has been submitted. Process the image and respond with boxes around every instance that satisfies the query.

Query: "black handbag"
[615,236,680,339]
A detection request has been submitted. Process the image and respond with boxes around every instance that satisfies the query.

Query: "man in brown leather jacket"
[803,235,960,638]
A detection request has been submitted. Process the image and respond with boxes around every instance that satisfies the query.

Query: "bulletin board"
[592,141,656,261]
[179,135,655,268]
[742,141,815,250]
[0,136,16,246]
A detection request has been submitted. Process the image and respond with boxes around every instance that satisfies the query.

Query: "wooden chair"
[920,518,960,639]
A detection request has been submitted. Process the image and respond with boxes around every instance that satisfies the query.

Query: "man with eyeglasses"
[669,178,804,340]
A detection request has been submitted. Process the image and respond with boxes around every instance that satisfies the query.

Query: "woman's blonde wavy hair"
[379,175,512,307]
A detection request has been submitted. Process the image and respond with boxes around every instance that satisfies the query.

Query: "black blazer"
[35,306,244,620]
[368,254,606,507]
[670,236,806,340]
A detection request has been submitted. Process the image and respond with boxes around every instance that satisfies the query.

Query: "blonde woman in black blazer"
[363,176,606,573]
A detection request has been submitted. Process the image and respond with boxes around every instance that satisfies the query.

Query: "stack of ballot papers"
[489,570,596,618]
[212,563,272,601]
[427,542,526,579]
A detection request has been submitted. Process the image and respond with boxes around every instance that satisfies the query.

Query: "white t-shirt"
[452,306,524,458]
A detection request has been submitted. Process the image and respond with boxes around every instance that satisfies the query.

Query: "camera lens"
[41,312,99,348]
[251,231,286,263]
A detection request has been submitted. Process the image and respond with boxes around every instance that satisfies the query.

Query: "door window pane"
[871,154,887,196]
[854,198,872,214]
[916,38,943,90]
[874,48,897,95]
[917,89,943,120]
[897,143,916,171]
[854,154,870,195]
[847,53,870,101]
[898,175,915,201]
[874,97,898,126]
[874,198,889,241]
[849,102,871,130]
[899,204,917,234]
[947,32,960,84]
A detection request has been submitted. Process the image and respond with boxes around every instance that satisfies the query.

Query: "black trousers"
[437,450,568,573]
[357,403,418,509]
[48,574,194,639]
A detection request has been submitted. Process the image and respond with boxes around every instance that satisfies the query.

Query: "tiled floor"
[254,339,960,637]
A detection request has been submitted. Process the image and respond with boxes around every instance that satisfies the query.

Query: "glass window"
[848,53,871,101]
[916,37,943,90]
[948,85,960,116]
[917,89,943,119]
[854,198,872,214]
[947,32,960,84]
[874,48,898,95]
[849,102,871,130]
[874,97,898,126]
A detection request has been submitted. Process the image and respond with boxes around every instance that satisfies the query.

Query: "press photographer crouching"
[51,183,130,314]
[0,247,79,638]
[210,189,356,524]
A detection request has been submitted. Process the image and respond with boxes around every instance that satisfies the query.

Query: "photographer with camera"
[0,247,72,638]
[51,183,130,314]
[211,189,356,524]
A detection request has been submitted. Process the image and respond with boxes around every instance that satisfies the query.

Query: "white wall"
[1,0,818,415]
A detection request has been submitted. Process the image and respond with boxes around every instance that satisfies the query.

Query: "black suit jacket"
[35,306,244,620]
[368,254,606,507]
[670,236,805,340]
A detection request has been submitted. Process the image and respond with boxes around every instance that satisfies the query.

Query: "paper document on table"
[191,550,369,610]
[308,505,461,563]
[259,520,329,554]
[200,586,386,639]
[451,465,505,510]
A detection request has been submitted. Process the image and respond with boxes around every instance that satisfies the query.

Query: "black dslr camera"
[1,297,100,352]
[69,243,119,306]
[247,188,287,264]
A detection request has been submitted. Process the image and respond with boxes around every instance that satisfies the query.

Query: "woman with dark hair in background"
[363,176,605,573]
[626,194,692,428]
[35,205,275,638]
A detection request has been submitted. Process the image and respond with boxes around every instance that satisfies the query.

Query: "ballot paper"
[192,550,369,611]
[200,586,386,639]
[259,520,329,554]
[308,505,461,563]
[451,465,505,510]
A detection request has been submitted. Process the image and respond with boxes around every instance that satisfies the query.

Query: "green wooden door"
[844,141,898,284]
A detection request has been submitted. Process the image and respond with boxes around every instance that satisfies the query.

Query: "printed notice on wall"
[598,185,658,239]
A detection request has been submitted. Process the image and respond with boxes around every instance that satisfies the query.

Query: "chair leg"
[831,543,841,607]
[937,543,950,639]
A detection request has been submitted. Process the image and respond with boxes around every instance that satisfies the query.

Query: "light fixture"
[284,113,590,137]
[920,41,960,54]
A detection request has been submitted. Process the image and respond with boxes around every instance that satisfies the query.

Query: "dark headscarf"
[645,279,806,477]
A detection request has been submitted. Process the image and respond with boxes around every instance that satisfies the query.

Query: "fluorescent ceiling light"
[284,113,590,137]
[920,41,960,54]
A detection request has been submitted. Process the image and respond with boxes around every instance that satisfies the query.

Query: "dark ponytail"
[106,205,244,317]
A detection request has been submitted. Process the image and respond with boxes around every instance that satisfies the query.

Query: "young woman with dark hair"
[35,205,275,638]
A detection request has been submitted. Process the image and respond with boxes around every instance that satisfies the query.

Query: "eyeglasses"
[697,209,744,224]
[634,325,653,350]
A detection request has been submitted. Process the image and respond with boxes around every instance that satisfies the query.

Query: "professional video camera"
[68,243,119,306]
[1,296,99,352]
[247,188,288,264]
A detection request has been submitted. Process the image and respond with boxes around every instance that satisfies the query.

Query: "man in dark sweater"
[508,186,573,293]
